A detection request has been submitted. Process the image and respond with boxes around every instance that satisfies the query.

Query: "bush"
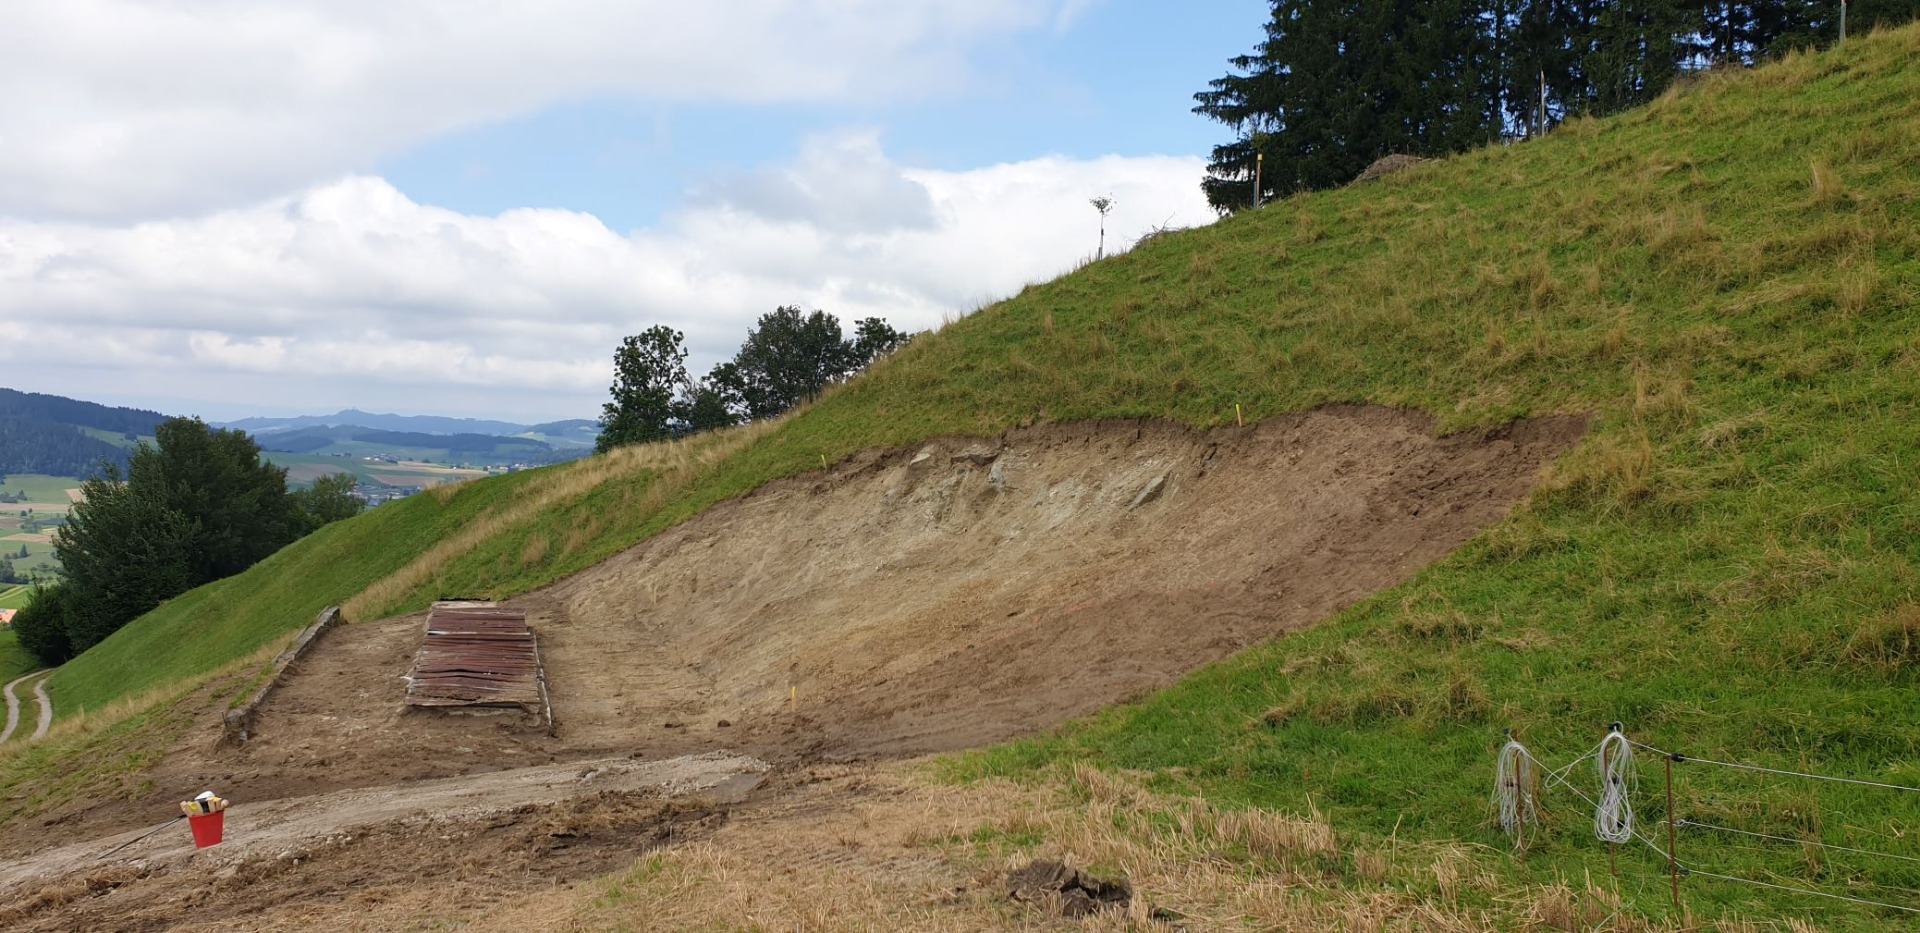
[12,584,75,667]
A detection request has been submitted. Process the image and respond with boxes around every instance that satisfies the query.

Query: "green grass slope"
[12,26,1920,925]
[0,631,38,683]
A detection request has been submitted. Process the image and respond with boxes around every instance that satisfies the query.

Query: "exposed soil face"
[217,407,1577,779]
[539,407,1582,758]
[2,407,1582,897]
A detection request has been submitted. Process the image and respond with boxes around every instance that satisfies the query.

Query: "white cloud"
[0,0,1081,221]
[3,135,1209,420]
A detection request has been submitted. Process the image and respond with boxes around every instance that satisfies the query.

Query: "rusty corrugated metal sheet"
[405,604,550,722]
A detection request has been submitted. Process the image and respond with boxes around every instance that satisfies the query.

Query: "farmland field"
[266,453,488,489]
[0,504,70,517]
[0,475,82,508]
[76,428,155,450]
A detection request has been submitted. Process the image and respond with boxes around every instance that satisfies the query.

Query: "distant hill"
[223,409,598,448]
[0,388,167,477]
[256,426,569,464]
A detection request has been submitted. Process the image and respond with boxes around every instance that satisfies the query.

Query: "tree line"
[0,388,166,477]
[596,307,912,451]
[1196,0,1920,208]
[0,416,135,477]
[12,418,363,665]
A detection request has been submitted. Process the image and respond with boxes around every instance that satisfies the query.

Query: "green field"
[263,452,487,489]
[0,586,32,611]
[76,428,155,451]
[0,474,80,509]
[6,27,1920,927]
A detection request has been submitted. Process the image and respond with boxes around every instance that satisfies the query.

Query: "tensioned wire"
[1677,820,1920,866]
[1627,739,1920,795]
[1507,740,1920,916]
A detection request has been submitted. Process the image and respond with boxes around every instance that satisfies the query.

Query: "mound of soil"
[10,407,1579,857]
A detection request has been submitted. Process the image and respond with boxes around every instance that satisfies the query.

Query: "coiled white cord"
[1493,737,1539,847]
[1595,727,1636,844]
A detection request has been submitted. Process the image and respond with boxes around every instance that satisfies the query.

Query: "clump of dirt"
[1353,154,1429,183]
[1007,859,1132,917]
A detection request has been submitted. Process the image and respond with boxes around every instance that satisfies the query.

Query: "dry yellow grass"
[388,762,1711,933]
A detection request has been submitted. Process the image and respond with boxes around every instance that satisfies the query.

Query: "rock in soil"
[1007,859,1131,917]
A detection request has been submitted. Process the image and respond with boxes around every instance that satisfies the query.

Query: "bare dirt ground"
[0,408,1582,930]
[0,754,768,932]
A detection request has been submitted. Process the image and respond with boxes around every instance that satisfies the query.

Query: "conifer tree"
[1194,0,1499,210]
[1197,0,1919,208]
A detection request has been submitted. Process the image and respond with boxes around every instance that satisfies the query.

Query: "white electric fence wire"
[1493,738,1539,847]
[1627,740,1920,794]
[1519,744,1671,863]
[1522,735,1920,916]
[1548,748,1599,788]
[1681,867,1920,915]
[1678,820,1920,865]
[1595,730,1636,845]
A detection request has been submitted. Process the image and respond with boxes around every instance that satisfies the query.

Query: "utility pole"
[1840,0,1848,42]
[1254,152,1264,208]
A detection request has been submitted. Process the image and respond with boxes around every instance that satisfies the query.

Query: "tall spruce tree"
[1194,0,1500,209]
[1199,0,1918,207]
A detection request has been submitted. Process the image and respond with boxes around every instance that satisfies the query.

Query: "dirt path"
[0,670,48,744]
[0,752,768,907]
[29,672,49,740]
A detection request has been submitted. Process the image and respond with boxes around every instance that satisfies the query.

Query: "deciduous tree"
[597,325,691,452]
[292,472,364,531]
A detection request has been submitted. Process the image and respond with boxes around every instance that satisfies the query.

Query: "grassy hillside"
[0,631,37,683]
[10,25,1920,925]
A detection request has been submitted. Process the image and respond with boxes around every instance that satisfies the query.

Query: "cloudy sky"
[2,0,1264,422]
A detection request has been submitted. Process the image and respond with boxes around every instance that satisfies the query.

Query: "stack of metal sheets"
[405,604,548,719]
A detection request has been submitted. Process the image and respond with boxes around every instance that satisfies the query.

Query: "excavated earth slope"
[198,407,1583,798]
[1,408,1581,929]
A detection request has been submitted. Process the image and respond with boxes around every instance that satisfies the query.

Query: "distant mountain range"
[0,391,601,479]
[220,409,599,448]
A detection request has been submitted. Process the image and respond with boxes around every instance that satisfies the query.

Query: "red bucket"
[188,810,225,848]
